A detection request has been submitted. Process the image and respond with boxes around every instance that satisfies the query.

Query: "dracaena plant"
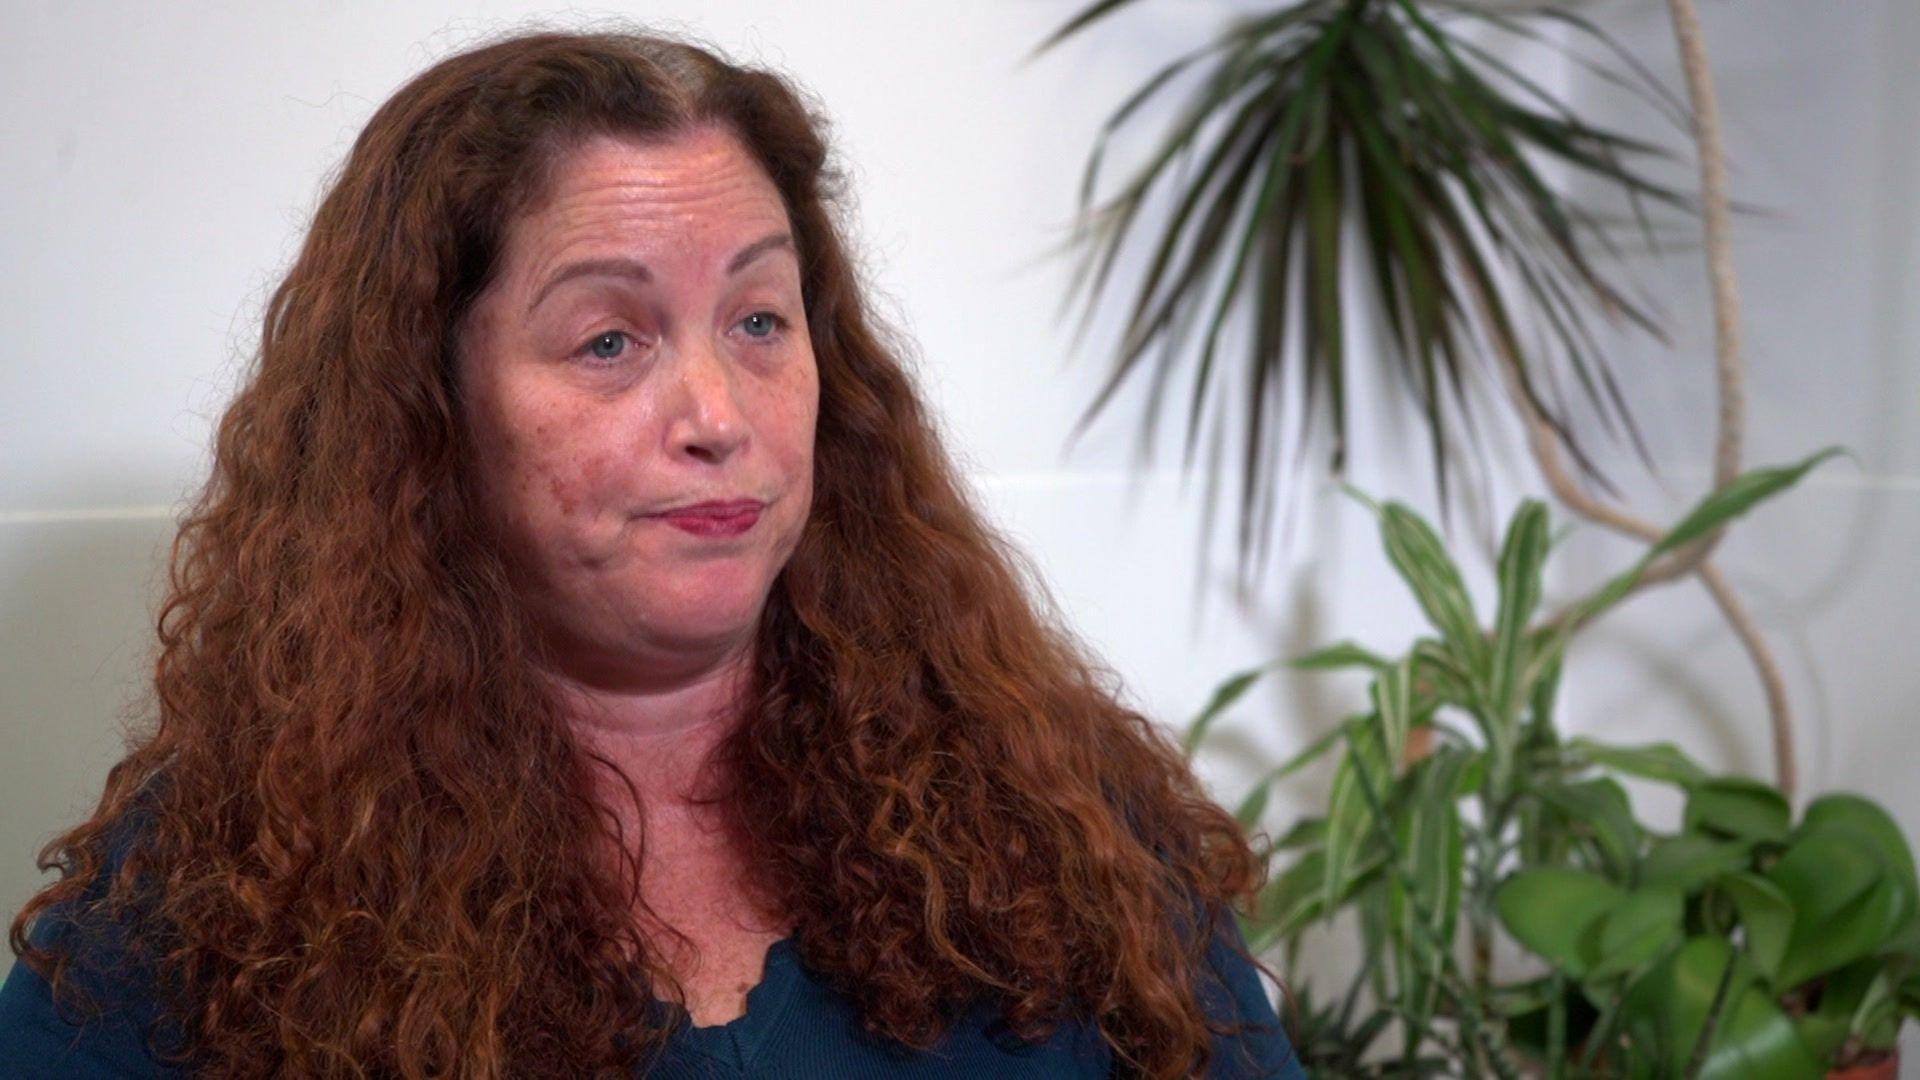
[1182,443,1920,1077]
[1035,0,1810,822]
[1030,0,1705,580]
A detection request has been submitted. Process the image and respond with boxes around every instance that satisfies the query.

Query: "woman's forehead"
[498,129,793,300]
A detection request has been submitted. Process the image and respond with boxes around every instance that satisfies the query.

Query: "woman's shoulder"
[0,783,193,1077]
[917,909,1305,1079]
[1192,905,1308,1079]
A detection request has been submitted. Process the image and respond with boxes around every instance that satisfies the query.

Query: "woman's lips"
[652,505,761,538]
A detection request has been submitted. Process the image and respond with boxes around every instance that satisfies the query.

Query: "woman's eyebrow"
[525,231,795,314]
[727,231,795,275]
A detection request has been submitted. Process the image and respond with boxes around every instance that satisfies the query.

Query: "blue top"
[1,819,1305,1078]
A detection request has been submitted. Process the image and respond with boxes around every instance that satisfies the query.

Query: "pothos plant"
[1184,443,1920,1077]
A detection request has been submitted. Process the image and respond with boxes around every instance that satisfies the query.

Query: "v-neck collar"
[661,936,802,1071]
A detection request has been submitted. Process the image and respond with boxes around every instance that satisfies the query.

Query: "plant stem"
[1547,972,1568,1079]
[1659,0,1795,798]
[1577,993,1624,1075]
[1665,0,1745,494]
[1685,948,1740,1077]
[1472,761,1512,1000]
[1441,0,1793,797]
[1340,727,1517,1077]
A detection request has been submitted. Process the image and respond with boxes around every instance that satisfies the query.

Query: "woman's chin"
[635,592,766,645]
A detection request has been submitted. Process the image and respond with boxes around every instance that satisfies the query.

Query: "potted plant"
[1033,0,1809,802]
[1179,443,1918,1076]
[1498,778,1919,1077]
[1028,1,1910,1072]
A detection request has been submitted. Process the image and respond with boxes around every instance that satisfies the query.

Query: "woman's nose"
[663,338,749,464]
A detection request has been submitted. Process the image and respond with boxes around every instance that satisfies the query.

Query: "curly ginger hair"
[8,23,1271,1078]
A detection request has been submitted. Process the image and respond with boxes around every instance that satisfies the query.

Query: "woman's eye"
[740,311,787,341]
[575,329,634,364]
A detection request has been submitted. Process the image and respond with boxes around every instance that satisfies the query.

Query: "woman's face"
[455,126,818,691]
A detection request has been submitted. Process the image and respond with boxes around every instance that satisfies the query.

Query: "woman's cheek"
[545,472,582,518]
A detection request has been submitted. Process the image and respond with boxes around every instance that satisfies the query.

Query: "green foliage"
[1495,868,1627,979]
[1033,0,1707,583]
[1182,445,1919,1075]
[1033,3,1899,1072]
[1619,937,1824,1079]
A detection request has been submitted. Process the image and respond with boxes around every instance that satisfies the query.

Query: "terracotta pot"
[1827,1048,1897,1080]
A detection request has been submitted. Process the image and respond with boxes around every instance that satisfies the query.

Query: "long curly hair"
[8,23,1270,1078]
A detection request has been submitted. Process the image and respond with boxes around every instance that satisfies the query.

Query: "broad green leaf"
[1268,817,1325,854]
[1390,749,1472,965]
[1640,833,1755,894]
[1516,791,1569,869]
[1622,936,1740,1077]
[1489,499,1550,719]
[1390,787,1462,1042]
[1645,446,1850,563]
[1252,841,1386,947]
[1881,907,1920,963]
[1577,449,1850,632]
[1322,719,1392,917]
[1497,867,1624,977]
[1569,737,1709,788]
[1183,660,1280,756]
[1769,826,1914,989]
[1538,776,1641,877]
[1718,872,1794,986]
[1800,794,1919,897]
[1233,780,1272,829]
[1521,450,1852,695]
[1357,878,1393,1005]
[1488,975,1562,1018]
[1288,639,1391,672]
[1259,849,1330,937]
[1247,723,1345,796]
[1795,959,1890,1060]
[1792,1013,1848,1066]
[1585,888,1683,980]
[1449,750,1488,798]
[1378,502,1489,681]
[1411,637,1475,707]
[1371,657,1417,764]
[1528,647,1564,743]
[1897,971,1920,1019]
[1700,976,1824,1079]
[1620,935,1823,1080]
[1851,969,1903,1049]
[1517,620,1580,725]
[1684,777,1792,844]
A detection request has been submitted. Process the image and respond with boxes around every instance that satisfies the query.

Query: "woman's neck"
[552,642,774,925]
[554,637,754,804]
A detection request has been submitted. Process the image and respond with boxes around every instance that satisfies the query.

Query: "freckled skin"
[454,126,819,699]
[456,127,817,1021]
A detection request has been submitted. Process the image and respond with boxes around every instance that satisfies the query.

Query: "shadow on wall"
[0,473,179,982]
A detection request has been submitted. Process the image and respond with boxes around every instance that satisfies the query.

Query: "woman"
[1,25,1304,1078]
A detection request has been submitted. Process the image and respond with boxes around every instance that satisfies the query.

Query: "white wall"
[4,0,1915,1060]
